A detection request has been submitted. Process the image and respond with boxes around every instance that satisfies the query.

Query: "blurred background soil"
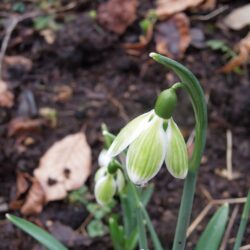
[0,0,249,249]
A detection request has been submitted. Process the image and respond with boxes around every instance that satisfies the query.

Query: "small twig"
[187,203,213,237]
[219,205,239,250]
[0,11,41,79]
[226,129,233,180]
[191,5,229,21]
[0,17,18,79]
[212,197,247,205]
[240,245,250,250]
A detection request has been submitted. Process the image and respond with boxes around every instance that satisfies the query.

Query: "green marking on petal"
[126,117,166,185]
[108,110,153,157]
[165,118,188,179]
[94,175,116,205]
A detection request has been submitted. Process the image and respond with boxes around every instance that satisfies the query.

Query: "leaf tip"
[149,52,157,59]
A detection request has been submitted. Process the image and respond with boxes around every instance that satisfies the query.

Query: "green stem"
[172,172,197,249]
[130,183,148,250]
[233,190,250,250]
[141,205,164,250]
[150,53,207,250]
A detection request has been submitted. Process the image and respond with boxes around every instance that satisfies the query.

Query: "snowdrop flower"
[108,88,188,185]
[94,151,125,205]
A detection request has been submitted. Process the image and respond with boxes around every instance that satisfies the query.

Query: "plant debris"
[156,0,203,20]
[16,132,91,215]
[8,117,46,136]
[0,80,14,108]
[34,132,91,202]
[219,33,250,73]
[155,13,191,59]
[223,4,250,30]
[97,0,138,34]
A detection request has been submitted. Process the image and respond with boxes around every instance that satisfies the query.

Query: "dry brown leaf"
[219,33,250,73]
[34,132,91,202]
[122,24,154,53]
[97,0,138,34]
[155,13,191,59]
[0,80,14,108]
[54,85,73,102]
[8,117,46,136]
[199,0,216,11]
[156,0,203,20]
[4,55,33,72]
[21,180,45,215]
[9,172,31,210]
[223,4,250,30]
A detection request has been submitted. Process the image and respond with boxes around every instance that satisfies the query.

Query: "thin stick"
[0,17,18,78]
[0,11,41,79]
[187,203,213,237]
[226,129,233,180]
[212,198,247,205]
[220,205,239,250]
[240,245,250,250]
[191,5,228,21]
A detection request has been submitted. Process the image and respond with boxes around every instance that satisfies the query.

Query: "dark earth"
[0,0,249,249]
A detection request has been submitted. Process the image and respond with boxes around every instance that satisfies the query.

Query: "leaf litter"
[97,0,138,34]
[11,132,92,215]
[155,13,191,59]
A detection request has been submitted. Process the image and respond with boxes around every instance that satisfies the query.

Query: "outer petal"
[126,117,166,185]
[165,118,188,179]
[94,174,116,205]
[108,110,153,157]
[98,149,112,168]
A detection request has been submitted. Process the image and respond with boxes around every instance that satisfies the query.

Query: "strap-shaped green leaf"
[233,191,250,250]
[6,214,68,250]
[195,204,229,250]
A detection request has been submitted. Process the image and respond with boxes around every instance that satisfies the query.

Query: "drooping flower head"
[108,87,188,185]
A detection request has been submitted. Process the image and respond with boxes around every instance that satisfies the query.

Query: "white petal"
[165,118,188,179]
[98,149,112,168]
[94,175,116,205]
[108,110,153,157]
[126,117,166,185]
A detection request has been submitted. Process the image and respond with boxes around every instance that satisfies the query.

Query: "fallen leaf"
[199,0,216,11]
[97,0,138,34]
[21,180,45,215]
[34,132,91,202]
[156,0,203,20]
[0,80,14,108]
[223,4,250,30]
[54,85,73,102]
[122,24,154,53]
[8,117,46,136]
[4,55,33,72]
[219,33,250,73]
[155,13,191,59]
[9,172,32,210]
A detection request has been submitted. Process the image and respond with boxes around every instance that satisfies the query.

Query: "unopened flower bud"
[165,118,188,179]
[154,88,177,119]
[95,174,116,205]
[94,167,107,182]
